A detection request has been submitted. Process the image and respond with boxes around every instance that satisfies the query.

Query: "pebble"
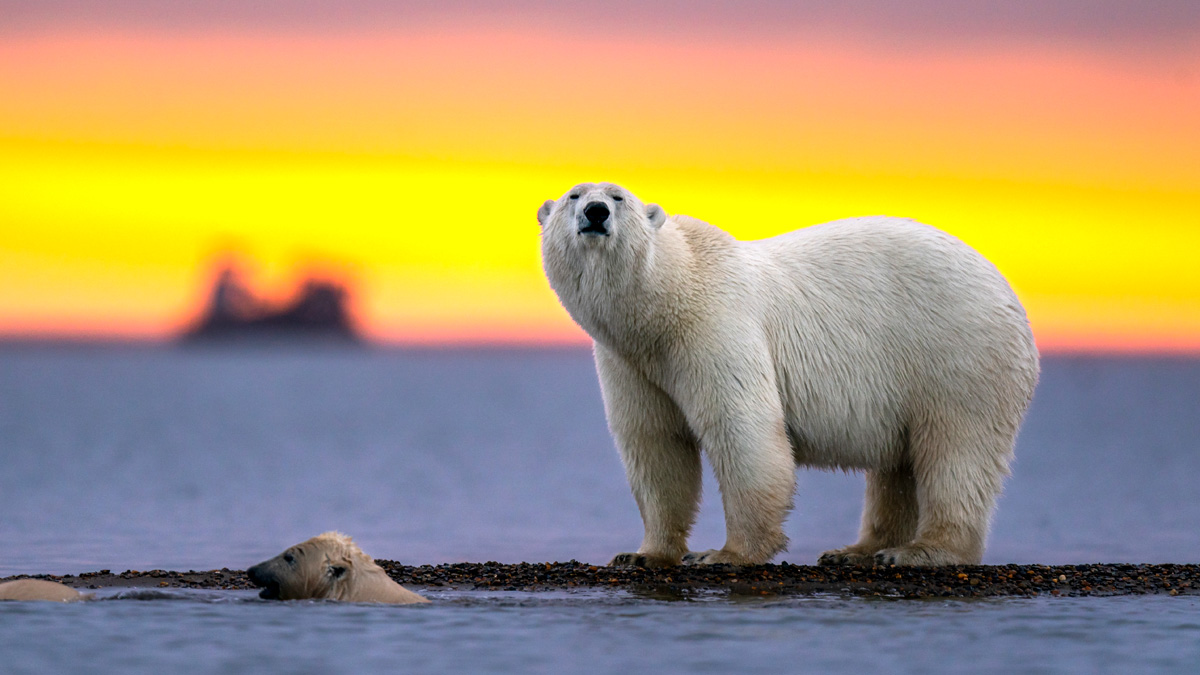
[5,563,1198,598]
[373,562,1200,598]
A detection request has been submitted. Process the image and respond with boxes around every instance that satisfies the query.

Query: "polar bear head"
[538,182,666,254]
[246,531,428,604]
[538,182,669,313]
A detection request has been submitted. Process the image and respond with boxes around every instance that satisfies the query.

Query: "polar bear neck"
[549,216,733,361]
[337,558,428,604]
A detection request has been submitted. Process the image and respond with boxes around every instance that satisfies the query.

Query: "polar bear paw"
[608,552,680,568]
[817,546,878,566]
[681,549,754,566]
[873,544,974,567]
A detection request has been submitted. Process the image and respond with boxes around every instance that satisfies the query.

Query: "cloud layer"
[4,0,1199,54]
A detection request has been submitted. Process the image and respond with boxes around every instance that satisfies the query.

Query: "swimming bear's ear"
[537,200,555,227]
[646,204,666,229]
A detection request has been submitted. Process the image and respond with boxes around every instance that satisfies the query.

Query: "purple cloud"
[2,1,1197,54]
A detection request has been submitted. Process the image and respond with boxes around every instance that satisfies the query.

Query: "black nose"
[247,565,264,586]
[584,202,610,224]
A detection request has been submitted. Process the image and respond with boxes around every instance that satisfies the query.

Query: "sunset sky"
[2,1,1198,351]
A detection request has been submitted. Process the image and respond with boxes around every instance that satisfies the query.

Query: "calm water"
[2,345,1199,673]
[2,589,1198,675]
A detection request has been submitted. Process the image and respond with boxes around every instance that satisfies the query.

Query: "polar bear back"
[730,216,1038,470]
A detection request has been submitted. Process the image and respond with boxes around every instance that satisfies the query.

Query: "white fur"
[247,532,429,603]
[539,183,1039,567]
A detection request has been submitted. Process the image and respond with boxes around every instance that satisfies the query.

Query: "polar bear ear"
[537,199,555,227]
[646,204,666,229]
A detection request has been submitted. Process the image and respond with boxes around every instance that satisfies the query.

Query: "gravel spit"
[6,562,1198,598]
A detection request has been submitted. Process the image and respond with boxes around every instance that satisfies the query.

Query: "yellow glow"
[1,27,1198,350]
[0,138,584,341]
[4,137,1198,349]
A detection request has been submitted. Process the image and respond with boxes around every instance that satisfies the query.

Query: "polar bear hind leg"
[873,415,1010,566]
[818,464,920,565]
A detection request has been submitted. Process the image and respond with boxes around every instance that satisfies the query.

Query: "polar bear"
[247,532,429,604]
[0,578,90,602]
[539,182,1039,567]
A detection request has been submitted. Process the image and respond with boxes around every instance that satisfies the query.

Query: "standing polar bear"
[539,183,1038,567]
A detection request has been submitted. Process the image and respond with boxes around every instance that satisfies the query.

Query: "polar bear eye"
[329,566,347,579]
[283,553,295,564]
[612,195,623,202]
[569,194,579,200]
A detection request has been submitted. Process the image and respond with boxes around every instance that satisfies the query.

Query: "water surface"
[2,589,1198,674]
[1,346,1198,672]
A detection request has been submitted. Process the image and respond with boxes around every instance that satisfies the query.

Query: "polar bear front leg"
[596,345,703,568]
[681,420,795,566]
[677,362,796,566]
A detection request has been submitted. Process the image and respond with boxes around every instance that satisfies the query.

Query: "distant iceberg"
[180,262,361,344]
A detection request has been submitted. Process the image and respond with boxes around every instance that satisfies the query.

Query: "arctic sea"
[1,345,1197,673]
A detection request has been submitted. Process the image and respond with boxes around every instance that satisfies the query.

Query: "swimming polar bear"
[539,182,1039,567]
[0,578,90,602]
[247,532,429,604]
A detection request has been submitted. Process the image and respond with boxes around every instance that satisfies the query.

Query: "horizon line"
[2,332,1199,357]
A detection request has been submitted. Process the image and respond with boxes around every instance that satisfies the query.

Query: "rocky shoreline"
[5,563,1197,599]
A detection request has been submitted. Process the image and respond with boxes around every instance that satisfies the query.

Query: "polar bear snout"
[584,202,609,223]
[579,200,611,236]
[246,563,282,599]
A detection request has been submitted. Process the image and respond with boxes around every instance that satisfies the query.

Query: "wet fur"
[0,578,89,602]
[247,532,428,604]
